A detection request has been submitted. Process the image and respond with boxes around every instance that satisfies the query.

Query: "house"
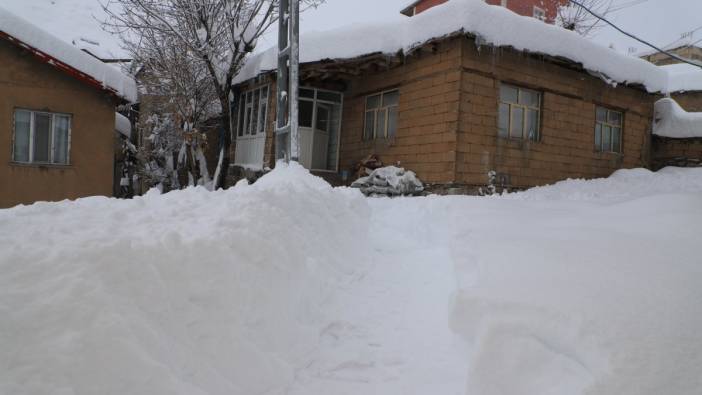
[641,44,702,67]
[230,0,684,192]
[401,0,567,23]
[0,7,137,208]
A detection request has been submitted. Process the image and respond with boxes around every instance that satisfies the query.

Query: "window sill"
[9,162,73,169]
[497,136,541,144]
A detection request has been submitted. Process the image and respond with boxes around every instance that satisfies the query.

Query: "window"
[12,109,71,165]
[364,89,399,140]
[533,6,546,21]
[498,84,541,141]
[595,107,623,153]
[237,85,269,137]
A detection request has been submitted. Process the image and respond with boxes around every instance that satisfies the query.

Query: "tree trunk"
[215,96,232,189]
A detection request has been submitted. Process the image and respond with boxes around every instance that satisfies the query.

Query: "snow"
[1,0,125,59]
[351,165,424,196]
[115,112,132,138]
[0,5,137,102]
[653,97,702,138]
[236,0,672,93]
[2,163,702,395]
[661,62,702,93]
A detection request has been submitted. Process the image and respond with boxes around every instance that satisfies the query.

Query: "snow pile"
[506,166,702,201]
[2,165,702,394]
[236,0,669,92]
[115,112,132,138]
[653,97,702,138]
[0,162,369,395]
[351,166,424,196]
[0,5,137,102]
[661,63,702,93]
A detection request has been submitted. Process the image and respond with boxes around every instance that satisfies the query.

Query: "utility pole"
[275,0,300,163]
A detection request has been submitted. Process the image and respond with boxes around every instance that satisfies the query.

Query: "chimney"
[400,0,449,17]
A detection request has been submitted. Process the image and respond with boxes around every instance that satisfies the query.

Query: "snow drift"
[0,163,369,395]
[653,97,702,139]
[2,165,702,395]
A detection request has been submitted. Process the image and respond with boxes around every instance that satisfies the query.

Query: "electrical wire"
[568,0,702,69]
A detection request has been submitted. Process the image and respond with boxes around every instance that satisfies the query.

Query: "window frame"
[533,6,546,21]
[11,108,72,165]
[594,106,624,154]
[236,85,269,138]
[498,84,542,142]
[363,89,399,140]
[299,86,344,173]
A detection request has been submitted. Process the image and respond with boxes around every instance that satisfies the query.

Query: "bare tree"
[102,0,323,188]
[557,0,613,37]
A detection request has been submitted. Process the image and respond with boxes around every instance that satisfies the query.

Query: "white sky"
[3,0,702,59]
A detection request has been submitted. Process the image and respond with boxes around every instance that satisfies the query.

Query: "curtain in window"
[33,113,52,163]
[13,110,31,162]
[53,115,70,164]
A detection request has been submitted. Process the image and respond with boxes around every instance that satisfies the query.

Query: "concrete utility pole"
[275,0,300,163]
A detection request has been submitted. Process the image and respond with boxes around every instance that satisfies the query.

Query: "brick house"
[402,0,567,22]
[0,7,137,208]
[230,0,690,191]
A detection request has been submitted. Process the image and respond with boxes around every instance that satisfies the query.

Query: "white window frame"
[533,6,546,21]
[11,109,72,165]
[595,106,624,154]
[236,85,269,138]
[498,84,542,142]
[363,89,399,140]
[300,87,344,173]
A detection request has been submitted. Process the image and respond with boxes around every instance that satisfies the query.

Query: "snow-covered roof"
[653,98,702,139]
[0,5,137,103]
[660,63,702,93]
[236,0,673,93]
[115,112,132,138]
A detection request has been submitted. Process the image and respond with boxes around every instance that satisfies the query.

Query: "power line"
[610,0,651,13]
[568,0,702,69]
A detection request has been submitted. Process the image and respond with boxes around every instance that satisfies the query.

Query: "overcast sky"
[258,0,702,56]
[3,0,701,59]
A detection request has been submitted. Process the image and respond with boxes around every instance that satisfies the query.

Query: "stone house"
[230,0,680,191]
[0,7,137,208]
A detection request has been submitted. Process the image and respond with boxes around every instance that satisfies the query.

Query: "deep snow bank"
[0,163,369,395]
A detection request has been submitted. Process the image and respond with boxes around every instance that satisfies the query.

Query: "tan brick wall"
[456,40,654,188]
[0,39,117,208]
[337,38,463,184]
[652,92,702,168]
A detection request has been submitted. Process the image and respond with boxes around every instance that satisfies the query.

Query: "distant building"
[401,0,567,23]
[0,7,137,208]
[640,45,702,66]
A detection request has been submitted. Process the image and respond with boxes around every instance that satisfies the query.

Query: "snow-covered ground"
[1,164,701,395]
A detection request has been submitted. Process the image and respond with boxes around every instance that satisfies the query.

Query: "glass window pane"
[317,91,341,103]
[33,113,51,162]
[520,90,539,107]
[376,108,387,138]
[299,100,314,128]
[602,125,612,152]
[257,102,267,135]
[300,88,315,99]
[526,109,539,140]
[238,95,245,137]
[315,104,330,133]
[382,90,399,107]
[500,85,519,103]
[53,115,70,164]
[244,107,252,135]
[498,103,509,137]
[250,90,260,135]
[387,107,398,137]
[364,111,375,140]
[594,123,602,150]
[366,94,380,109]
[13,110,31,162]
[260,86,268,100]
[596,107,607,122]
[510,107,524,139]
[246,91,252,104]
[612,127,621,153]
[609,111,622,126]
